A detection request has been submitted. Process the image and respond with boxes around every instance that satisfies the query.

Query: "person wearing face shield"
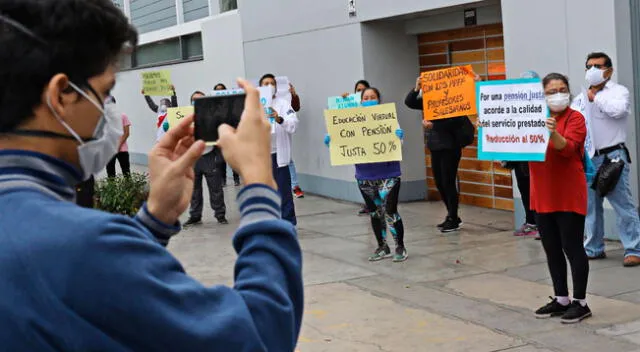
[530,73,591,324]
[0,1,303,351]
[141,84,178,143]
[259,73,299,226]
[570,52,640,267]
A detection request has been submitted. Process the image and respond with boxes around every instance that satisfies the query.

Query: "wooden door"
[418,23,514,211]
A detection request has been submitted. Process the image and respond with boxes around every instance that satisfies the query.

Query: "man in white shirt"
[260,74,299,225]
[572,52,640,267]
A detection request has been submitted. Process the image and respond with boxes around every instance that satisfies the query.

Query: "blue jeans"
[289,161,299,189]
[272,154,297,226]
[585,149,640,258]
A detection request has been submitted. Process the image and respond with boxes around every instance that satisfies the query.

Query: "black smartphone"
[194,93,245,144]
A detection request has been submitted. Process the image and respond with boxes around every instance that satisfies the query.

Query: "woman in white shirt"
[260,74,299,225]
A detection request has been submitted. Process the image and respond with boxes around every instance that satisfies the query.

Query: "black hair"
[109,96,116,104]
[361,87,382,102]
[542,73,571,92]
[259,73,276,86]
[190,91,205,102]
[586,52,613,68]
[354,80,371,93]
[213,83,227,91]
[160,98,172,107]
[0,0,137,132]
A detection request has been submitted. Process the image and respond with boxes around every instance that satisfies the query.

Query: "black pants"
[431,148,462,219]
[219,161,240,185]
[75,176,95,209]
[190,152,225,219]
[106,152,131,178]
[272,154,297,226]
[537,212,589,300]
[514,162,536,225]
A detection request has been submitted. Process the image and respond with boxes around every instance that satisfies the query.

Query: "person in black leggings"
[531,73,590,324]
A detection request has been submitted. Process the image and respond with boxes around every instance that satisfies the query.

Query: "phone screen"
[194,93,245,144]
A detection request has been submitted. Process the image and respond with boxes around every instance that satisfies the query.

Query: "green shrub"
[95,172,149,216]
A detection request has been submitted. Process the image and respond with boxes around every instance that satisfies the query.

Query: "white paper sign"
[477,79,549,161]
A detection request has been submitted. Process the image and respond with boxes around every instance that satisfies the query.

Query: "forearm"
[551,131,567,150]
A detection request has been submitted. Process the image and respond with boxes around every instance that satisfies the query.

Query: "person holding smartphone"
[260,73,299,226]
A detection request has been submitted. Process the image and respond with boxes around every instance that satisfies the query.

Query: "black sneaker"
[440,218,461,233]
[535,297,570,318]
[184,217,202,227]
[217,217,229,225]
[358,206,369,216]
[439,217,463,229]
[561,301,592,324]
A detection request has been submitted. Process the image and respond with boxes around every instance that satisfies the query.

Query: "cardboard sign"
[421,65,477,120]
[324,103,403,166]
[165,106,194,130]
[476,79,549,161]
[327,93,361,110]
[141,70,173,97]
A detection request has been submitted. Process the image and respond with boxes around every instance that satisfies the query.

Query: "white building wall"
[112,11,245,164]
[503,0,636,238]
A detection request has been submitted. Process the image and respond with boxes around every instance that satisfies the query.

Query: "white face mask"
[264,84,276,97]
[47,82,123,181]
[159,105,168,115]
[545,93,571,112]
[585,67,607,87]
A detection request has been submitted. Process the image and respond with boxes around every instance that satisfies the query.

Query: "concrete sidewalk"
[165,182,640,352]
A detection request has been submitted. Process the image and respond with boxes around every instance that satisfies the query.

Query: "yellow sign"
[166,106,194,130]
[324,103,402,166]
[421,65,477,120]
[141,70,173,97]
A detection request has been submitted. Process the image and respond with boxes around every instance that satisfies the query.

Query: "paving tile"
[298,283,523,352]
[445,273,640,327]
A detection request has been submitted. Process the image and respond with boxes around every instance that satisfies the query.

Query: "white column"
[208,0,220,16]
[175,0,185,24]
[123,0,131,19]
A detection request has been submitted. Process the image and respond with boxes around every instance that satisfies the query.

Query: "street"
[169,185,640,352]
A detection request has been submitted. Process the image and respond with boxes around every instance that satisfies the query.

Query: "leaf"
[94,172,149,217]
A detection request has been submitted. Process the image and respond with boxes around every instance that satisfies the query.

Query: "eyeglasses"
[586,64,608,69]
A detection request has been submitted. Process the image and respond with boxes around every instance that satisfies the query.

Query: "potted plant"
[94,172,149,216]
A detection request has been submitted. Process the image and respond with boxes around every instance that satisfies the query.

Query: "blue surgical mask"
[362,100,379,107]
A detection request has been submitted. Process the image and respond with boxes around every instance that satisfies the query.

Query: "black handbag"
[592,155,625,197]
[455,116,475,148]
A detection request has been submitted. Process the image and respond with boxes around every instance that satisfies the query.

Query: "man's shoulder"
[605,81,630,94]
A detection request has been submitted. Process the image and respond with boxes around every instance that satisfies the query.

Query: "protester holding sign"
[260,73,299,225]
[184,91,228,227]
[340,79,371,216]
[573,52,640,267]
[530,73,591,324]
[142,85,178,143]
[326,88,407,262]
[405,75,472,233]
[105,96,132,178]
[213,83,241,187]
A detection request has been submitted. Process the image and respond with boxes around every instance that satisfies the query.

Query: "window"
[120,32,204,70]
[220,0,237,12]
[130,0,177,34]
[183,0,209,22]
[136,38,182,67]
[183,33,204,58]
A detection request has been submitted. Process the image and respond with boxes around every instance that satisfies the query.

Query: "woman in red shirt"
[530,73,590,324]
